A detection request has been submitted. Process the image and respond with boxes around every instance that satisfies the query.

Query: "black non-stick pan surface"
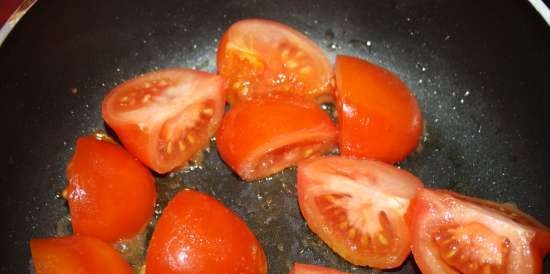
[1,0,549,273]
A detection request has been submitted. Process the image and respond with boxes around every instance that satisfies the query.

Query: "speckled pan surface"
[0,0,549,273]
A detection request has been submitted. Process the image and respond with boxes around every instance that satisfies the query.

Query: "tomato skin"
[289,263,349,274]
[102,68,226,173]
[146,190,267,274]
[216,94,337,181]
[66,136,156,243]
[217,19,334,104]
[335,55,423,164]
[30,236,134,274]
[410,189,549,274]
[297,156,423,269]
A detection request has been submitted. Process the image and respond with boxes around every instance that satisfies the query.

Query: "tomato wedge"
[146,190,267,274]
[289,263,349,274]
[102,68,226,173]
[216,94,337,181]
[66,136,156,243]
[297,156,424,268]
[30,236,134,274]
[335,55,423,164]
[217,19,333,104]
[410,189,550,274]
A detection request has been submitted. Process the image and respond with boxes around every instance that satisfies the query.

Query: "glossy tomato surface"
[410,189,550,274]
[290,263,349,274]
[216,94,337,181]
[65,136,156,243]
[102,68,226,173]
[297,156,423,269]
[335,55,423,164]
[30,236,134,274]
[146,190,267,274]
[217,19,333,104]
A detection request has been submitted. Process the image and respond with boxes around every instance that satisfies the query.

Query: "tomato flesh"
[66,136,156,243]
[335,55,423,164]
[216,94,337,181]
[30,236,134,274]
[102,68,226,173]
[290,263,349,274]
[410,189,550,274]
[433,223,510,274]
[146,190,267,274]
[297,156,423,268]
[217,19,333,104]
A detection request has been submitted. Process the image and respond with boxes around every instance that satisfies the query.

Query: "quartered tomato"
[146,190,267,274]
[297,156,424,268]
[335,55,423,164]
[410,189,550,274]
[102,69,226,173]
[217,19,333,104]
[30,236,134,274]
[66,136,156,243]
[289,263,349,274]
[216,94,337,181]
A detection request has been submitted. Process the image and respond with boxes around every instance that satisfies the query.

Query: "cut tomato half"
[410,189,550,274]
[102,68,226,173]
[297,156,424,268]
[217,19,333,104]
[146,190,267,274]
[289,263,349,274]
[335,55,423,164]
[30,236,134,274]
[66,136,156,243]
[216,94,337,181]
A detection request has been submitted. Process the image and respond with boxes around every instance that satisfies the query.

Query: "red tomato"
[30,236,134,274]
[289,263,349,274]
[335,55,423,164]
[297,156,424,268]
[217,19,333,104]
[102,68,226,173]
[146,190,267,274]
[410,189,550,274]
[216,94,337,181]
[66,136,156,242]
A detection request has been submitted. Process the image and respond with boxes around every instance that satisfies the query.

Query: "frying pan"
[0,0,549,273]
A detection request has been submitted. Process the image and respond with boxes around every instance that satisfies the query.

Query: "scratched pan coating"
[0,0,549,273]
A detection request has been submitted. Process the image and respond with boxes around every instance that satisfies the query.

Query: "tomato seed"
[339,221,348,229]
[348,228,357,239]
[138,122,145,131]
[178,140,186,151]
[158,79,168,87]
[377,233,389,246]
[286,60,298,69]
[141,94,151,103]
[202,108,214,116]
[281,49,290,60]
[232,81,242,90]
[445,248,457,259]
[166,142,173,154]
[324,194,335,203]
[299,66,312,75]
[187,134,195,144]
